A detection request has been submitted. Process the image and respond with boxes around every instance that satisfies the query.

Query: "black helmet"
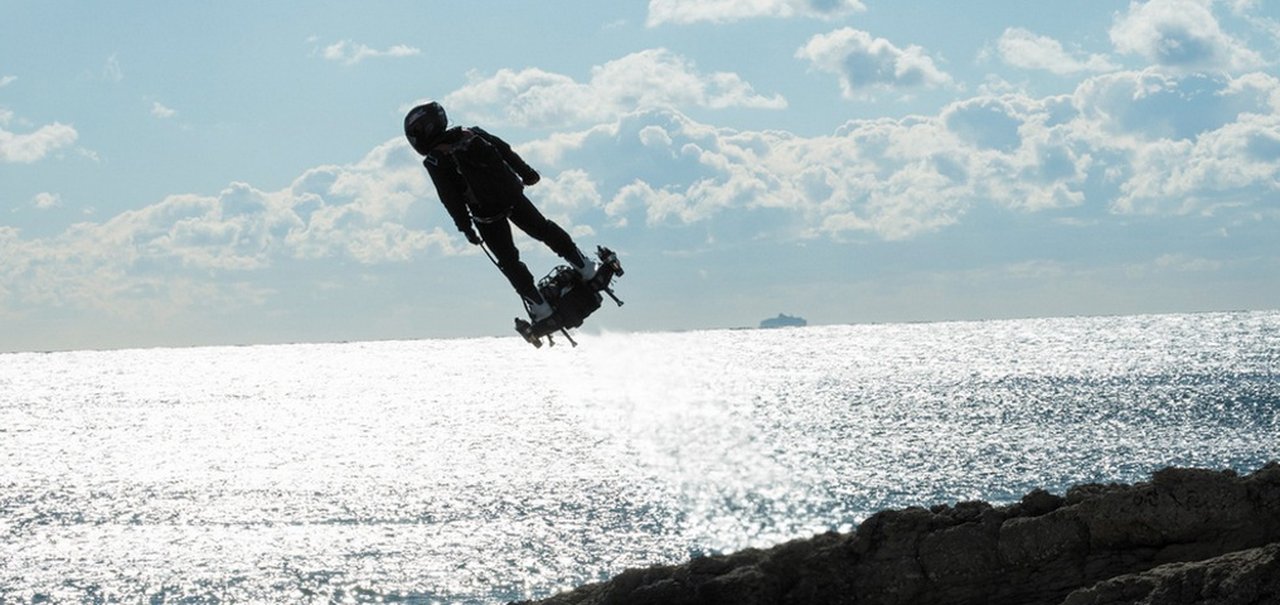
[404,102,447,155]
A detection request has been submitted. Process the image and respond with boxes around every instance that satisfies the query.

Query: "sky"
[2,0,1279,352]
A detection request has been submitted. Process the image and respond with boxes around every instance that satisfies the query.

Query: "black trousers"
[475,194,580,303]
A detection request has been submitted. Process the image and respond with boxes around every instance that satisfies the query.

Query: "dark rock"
[1021,488,1066,516]
[513,463,1280,605]
[997,509,1089,569]
[1060,542,1280,605]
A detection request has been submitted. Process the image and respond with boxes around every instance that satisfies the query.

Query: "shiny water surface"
[2,311,1278,603]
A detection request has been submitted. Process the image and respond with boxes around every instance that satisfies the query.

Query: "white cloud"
[103,54,123,82]
[444,49,786,128]
[1113,110,1280,213]
[277,140,459,263]
[0,76,16,88]
[320,40,421,65]
[1110,0,1264,72]
[0,117,78,163]
[151,102,176,119]
[796,28,954,98]
[647,0,865,26]
[536,169,604,213]
[997,28,1118,75]
[1072,70,1276,141]
[32,192,61,209]
[1,101,74,162]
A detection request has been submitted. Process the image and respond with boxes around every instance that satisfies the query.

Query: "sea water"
[2,311,1277,604]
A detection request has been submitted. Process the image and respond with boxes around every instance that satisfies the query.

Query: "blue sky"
[2,0,1279,352]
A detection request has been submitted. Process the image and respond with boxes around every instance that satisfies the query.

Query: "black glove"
[464,229,483,246]
[521,170,540,187]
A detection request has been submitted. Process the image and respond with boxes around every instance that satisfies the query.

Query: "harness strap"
[471,207,512,223]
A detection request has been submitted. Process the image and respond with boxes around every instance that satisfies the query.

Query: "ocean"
[2,311,1277,604]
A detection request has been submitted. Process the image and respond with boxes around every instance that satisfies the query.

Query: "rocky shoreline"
[515,463,1280,605]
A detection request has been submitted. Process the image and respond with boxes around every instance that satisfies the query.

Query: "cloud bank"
[0,140,458,319]
[522,70,1279,239]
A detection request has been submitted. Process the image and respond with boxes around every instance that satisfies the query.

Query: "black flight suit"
[422,126,581,304]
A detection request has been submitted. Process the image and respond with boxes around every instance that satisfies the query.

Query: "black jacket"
[423,127,539,231]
